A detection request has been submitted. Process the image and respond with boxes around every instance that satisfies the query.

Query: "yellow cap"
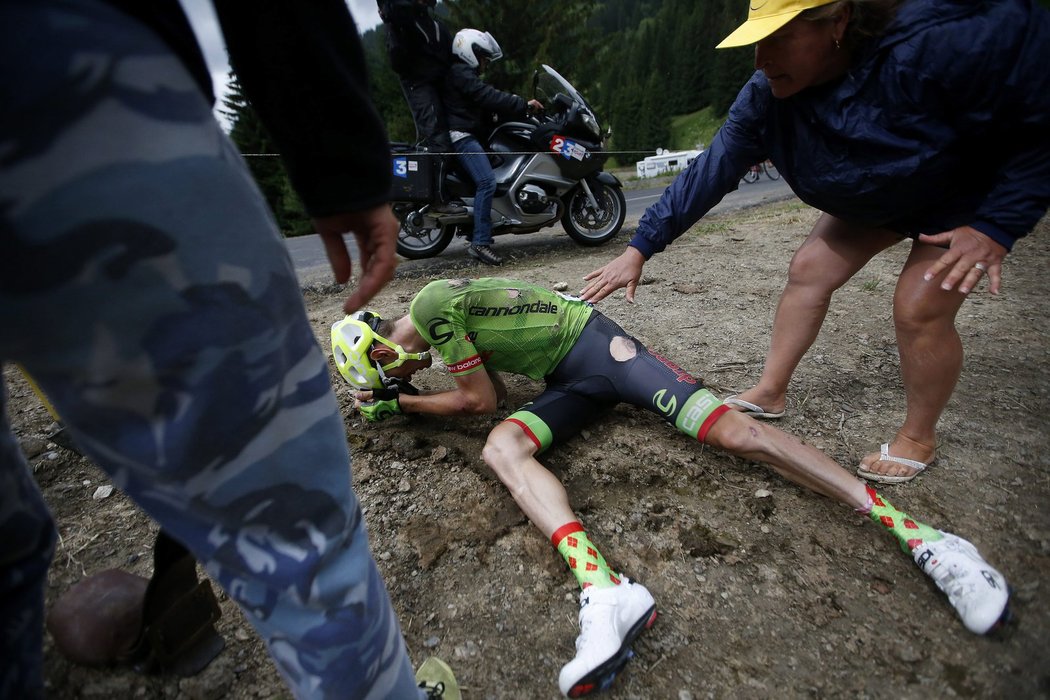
[716,0,839,48]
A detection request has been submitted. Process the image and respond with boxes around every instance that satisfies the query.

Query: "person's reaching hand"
[580,246,646,303]
[312,204,400,313]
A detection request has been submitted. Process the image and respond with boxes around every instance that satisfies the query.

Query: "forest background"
[220,0,757,236]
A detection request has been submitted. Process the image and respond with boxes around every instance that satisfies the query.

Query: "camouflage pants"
[0,1,420,698]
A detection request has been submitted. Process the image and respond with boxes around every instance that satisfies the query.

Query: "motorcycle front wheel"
[394,206,456,259]
[561,180,626,246]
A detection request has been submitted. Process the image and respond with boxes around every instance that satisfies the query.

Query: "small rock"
[398,478,411,493]
[19,437,48,459]
[177,654,234,699]
[552,281,569,291]
[754,489,772,498]
[431,445,448,461]
[895,644,923,664]
[92,485,114,500]
[453,640,480,659]
[424,636,440,648]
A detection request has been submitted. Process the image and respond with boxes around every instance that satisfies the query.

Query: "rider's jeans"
[453,136,497,246]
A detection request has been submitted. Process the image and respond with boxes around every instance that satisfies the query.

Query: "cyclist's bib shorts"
[506,312,731,452]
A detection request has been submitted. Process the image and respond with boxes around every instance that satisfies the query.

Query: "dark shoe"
[431,201,466,215]
[468,244,502,266]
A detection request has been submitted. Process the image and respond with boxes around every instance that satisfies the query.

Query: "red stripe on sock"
[551,521,585,547]
[506,418,541,450]
[697,404,733,443]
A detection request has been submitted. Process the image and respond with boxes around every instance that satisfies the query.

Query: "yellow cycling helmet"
[331,311,429,390]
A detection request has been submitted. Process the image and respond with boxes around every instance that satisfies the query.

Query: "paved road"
[289,174,794,285]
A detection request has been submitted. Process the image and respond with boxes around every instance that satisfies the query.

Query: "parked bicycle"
[742,159,780,183]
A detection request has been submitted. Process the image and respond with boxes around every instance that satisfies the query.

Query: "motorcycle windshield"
[534,64,596,117]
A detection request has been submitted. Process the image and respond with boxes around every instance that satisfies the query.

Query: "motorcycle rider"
[443,29,543,266]
[378,0,464,215]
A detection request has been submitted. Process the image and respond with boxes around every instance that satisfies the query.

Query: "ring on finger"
[974,262,987,272]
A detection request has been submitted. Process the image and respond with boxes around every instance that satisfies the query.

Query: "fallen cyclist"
[331,277,1011,697]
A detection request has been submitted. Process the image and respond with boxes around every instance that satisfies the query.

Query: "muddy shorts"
[506,312,731,452]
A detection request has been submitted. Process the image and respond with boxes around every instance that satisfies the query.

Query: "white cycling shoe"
[913,531,1011,635]
[558,578,657,697]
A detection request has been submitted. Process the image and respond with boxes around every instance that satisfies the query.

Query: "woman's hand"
[580,247,647,303]
[919,226,1009,295]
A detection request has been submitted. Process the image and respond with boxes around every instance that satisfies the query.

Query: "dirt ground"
[10,198,1050,699]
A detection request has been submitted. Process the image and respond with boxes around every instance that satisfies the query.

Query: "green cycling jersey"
[409,278,594,380]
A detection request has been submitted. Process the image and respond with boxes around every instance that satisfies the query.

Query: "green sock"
[551,522,621,589]
[863,485,943,553]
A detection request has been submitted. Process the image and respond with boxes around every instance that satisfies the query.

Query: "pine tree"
[446,0,601,95]
[221,72,312,237]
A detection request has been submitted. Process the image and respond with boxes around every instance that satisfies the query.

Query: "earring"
[834,38,841,49]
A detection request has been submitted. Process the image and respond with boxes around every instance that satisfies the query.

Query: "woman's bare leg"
[858,241,967,478]
[732,214,901,414]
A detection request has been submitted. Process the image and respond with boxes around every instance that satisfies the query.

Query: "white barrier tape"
[243,149,658,158]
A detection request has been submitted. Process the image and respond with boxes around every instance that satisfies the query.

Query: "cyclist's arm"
[398,369,498,416]
[488,369,508,407]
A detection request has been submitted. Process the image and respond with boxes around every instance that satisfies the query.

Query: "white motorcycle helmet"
[331,311,428,390]
[452,29,503,69]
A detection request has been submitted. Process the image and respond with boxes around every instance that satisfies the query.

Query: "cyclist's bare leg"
[481,421,574,538]
[704,409,869,508]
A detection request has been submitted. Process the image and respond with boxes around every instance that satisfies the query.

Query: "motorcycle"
[390,65,626,260]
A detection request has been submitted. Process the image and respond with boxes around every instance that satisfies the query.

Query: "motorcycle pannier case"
[388,145,434,202]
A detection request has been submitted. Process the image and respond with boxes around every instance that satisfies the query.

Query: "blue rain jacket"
[630,0,1050,257]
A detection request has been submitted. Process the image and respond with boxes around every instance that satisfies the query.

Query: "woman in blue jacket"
[582,0,1050,484]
